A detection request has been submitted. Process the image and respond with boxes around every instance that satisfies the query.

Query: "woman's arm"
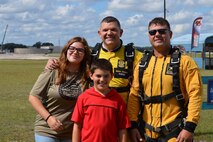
[29,95,50,121]
[28,95,63,131]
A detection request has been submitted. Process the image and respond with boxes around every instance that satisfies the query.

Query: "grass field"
[0,59,213,142]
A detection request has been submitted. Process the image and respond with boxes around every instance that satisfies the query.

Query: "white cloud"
[198,0,213,5]
[173,24,190,34]
[171,10,192,22]
[126,14,144,26]
[55,5,74,17]
[184,0,194,5]
[108,0,134,10]
[0,0,45,13]
[100,10,115,18]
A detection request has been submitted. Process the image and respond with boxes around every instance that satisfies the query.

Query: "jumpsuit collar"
[101,39,123,52]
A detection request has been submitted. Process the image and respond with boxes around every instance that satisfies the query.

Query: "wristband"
[45,114,52,121]
[127,121,138,130]
[184,121,197,133]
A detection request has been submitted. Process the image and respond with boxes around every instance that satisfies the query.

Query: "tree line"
[0,42,54,52]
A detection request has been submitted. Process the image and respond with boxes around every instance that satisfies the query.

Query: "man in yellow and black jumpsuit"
[96,16,142,103]
[128,17,202,142]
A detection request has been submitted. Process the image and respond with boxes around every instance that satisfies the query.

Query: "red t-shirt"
[71,87,131,142]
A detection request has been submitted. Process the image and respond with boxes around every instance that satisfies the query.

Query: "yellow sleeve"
[127,60,141,122]
[133,49,142,70]
[181,55,203,124]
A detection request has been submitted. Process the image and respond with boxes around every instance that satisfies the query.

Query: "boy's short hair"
[90,59,113,75]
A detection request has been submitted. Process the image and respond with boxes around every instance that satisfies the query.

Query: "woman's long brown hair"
[55,37,91,91]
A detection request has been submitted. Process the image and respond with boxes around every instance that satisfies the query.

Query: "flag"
[191,17,203,49]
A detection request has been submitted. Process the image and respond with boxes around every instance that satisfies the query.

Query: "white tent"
[172,33,213,52]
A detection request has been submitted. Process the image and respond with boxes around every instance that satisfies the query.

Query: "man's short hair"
[148,17,171,30]
[101,16,121,28]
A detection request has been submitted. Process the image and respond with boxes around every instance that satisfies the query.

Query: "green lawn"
[0,59,212,141]
[0,60,47,142]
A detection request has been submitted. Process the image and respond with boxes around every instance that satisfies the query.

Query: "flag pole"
[164,0,166,19]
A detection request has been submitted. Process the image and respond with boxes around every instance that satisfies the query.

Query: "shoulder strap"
[90,43,102,87]
[170,47,186,115]
[138,50,152,95]
[124,42,135,82]
[91,43,102,62]
[170,47,181,93]
[137,50,152,135]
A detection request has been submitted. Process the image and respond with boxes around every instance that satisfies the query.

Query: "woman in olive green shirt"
[29,37,91,142]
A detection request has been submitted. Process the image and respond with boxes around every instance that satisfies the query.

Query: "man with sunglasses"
[128,17,202,142]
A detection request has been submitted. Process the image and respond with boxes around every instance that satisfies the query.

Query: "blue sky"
[0,0,213,47]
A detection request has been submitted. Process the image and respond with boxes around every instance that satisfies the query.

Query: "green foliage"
[0,60,212,141]
[32,42,54,48]
[32,41,42,48]
[42,42,54,46]
[3,43,27,52]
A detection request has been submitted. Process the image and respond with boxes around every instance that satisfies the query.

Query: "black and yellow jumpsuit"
[128,52,202,141]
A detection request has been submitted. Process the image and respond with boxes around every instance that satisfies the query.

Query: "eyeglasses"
[148,29,169,36]
[68,46,85,54]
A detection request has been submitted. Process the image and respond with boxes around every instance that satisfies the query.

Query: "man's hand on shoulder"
[45,58,59,70]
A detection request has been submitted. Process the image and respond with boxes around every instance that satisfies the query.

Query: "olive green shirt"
[30,69,83,139]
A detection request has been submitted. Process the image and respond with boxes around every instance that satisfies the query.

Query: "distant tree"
[32,42,54,48]
[42,42,54,46]
[33,42,42,48]
[3,43,27,52]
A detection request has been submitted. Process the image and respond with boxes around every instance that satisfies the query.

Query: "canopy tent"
[172,33,213,69]
[171,33,213,52]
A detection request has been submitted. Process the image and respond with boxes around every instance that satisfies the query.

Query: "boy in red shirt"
[71,58,131,142]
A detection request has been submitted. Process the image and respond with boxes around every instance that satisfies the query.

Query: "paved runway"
[0,53,54,60]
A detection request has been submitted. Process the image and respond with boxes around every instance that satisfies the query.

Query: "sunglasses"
[68,46,85,54]
[148,29,169,36]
